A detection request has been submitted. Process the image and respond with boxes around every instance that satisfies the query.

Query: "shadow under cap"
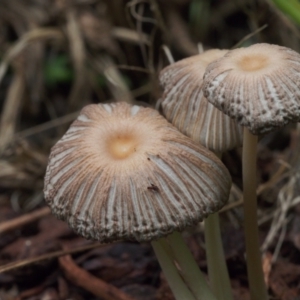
[159,49,243,153]
[202,43,300,135]
[44,102,231,243]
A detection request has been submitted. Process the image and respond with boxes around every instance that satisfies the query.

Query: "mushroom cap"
[44,102,231,243]
[203,43,300,135]
[159,49,243,153]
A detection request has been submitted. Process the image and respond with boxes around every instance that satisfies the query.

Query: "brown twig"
[59,254,136,300]
[0,242,107,274]
[14,284,46,300]
[112,27,150,45]
[65,9,89,112]
[163,4,198,56]
[149,0,170,45]
[117,65,150,73]
[14,111,80,140]
[0,28,63,85]
[0,206,51,234]
[0,61,25,153]
[232,24,269,49]
[89,54,133,103]
[221,161,289,213]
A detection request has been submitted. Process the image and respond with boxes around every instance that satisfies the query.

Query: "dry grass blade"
[112,27,150,45]
[262,174,299,252]
[59,254,136,300]
[0,160,31,189]
[161,45,174,64]
[256,162,289,195]
[163,4,198,56]
[0,66,25,153]
[0,141,47,189]
[221,162,289,213]
[271,216,291,264]
[0,28,63,85]
[232,24,269,49]
[0,206,51,234]
[66,9,89,112]
[14,111,80,140]
[149,0,170,43]
[117,65,150,73]
[128,0,157,25]
[0,242,109,274]
[90,54,133,103]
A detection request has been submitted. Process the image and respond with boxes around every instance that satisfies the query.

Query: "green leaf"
[44,55,73,86]
[271,0,300,25]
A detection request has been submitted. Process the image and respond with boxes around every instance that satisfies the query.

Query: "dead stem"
[0,206,51,234]
[59,253,136,300]
[0,243,109,274]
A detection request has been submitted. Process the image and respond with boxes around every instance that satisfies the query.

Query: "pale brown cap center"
[108,134,138,159]
[238,54,269,72]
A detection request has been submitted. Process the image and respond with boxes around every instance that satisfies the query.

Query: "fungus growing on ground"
[202,43,300,300]
[160,49,243,153]
[44,102,231,300]
[159,49,243,300]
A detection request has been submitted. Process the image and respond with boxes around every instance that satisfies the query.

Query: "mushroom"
[202,43,300,300]
[160,49,243,153]
[44,102,231,300]
[159,49,242,300]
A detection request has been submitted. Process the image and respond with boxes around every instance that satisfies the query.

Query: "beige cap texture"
[159,49,243,152]
[44,102,231,242]
[203,43,300,135]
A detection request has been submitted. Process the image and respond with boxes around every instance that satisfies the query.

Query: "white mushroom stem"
[151,239,196,300]
[204,213,233,300]
[204,151,233,300]
[167,231,218,300]
[243,127,268,300]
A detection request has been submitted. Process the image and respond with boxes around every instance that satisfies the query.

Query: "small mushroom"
[203,43,300,135]
[202,43,300,300]
[159,49,240,300]
[159,49,243,153]
[44,102,230,300]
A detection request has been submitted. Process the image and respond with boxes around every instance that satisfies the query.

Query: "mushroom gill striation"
[44,102,231,243]
[202,43,300,134]
[159,49,243,153]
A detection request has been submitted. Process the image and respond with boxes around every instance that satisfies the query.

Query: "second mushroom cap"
[159,49,243,152]
[202,43,300,135]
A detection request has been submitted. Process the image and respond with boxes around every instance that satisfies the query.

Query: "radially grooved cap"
[160,49,243,152]
[203,43,300,135]
[44,102,231,242]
